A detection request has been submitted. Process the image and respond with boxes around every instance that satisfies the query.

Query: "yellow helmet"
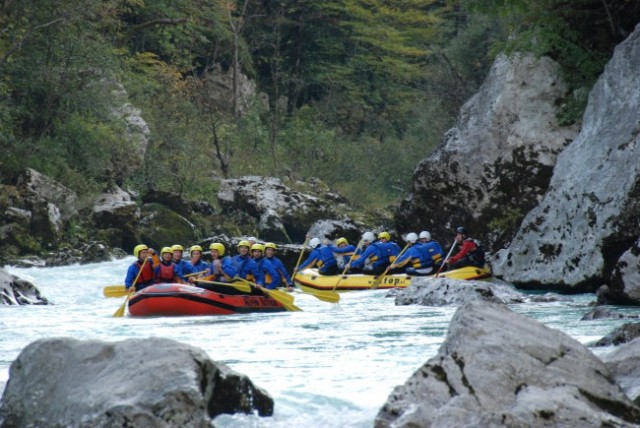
[171,244,184,252]
[161,247,173,256]
[264,242,277,250]
[209,242,225,256]
[336,237,348,246]
[378,231,391,241]
[251,243,265,253]
[190,245,203,253]
[133,244,148,258]
[237,240,251,249]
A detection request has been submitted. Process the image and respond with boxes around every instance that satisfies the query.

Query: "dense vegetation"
[1,0,638,208]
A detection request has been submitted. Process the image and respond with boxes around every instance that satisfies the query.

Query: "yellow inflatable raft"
[294,265,492,292]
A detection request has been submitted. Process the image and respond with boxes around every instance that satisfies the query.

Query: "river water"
[0,258,630,427]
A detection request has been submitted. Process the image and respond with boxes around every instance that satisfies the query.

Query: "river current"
[1,258,631,427]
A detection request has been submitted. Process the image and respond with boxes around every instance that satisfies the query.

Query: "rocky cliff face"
[492,24,640,290]
[395,53,578,249]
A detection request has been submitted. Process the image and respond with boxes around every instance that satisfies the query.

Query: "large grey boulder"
[601,337,640,405]
[375,301,640,428]
[395,277,517,306]
[0,337,273,427]
[0,268,48,305]
[217,176,352,243]
[395,53,578,248]
[394,277,568,306]
[607,240,640,304]
[12,168,78,246]
[492,25,640,290]
[594,323,640,346]
[91,184,141,250]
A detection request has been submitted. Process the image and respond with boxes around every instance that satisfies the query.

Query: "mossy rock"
[139,203,201,249]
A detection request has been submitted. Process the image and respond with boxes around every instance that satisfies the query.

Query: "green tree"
[0,0,130,189]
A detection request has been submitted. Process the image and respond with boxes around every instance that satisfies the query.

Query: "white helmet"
[362,231,375,242]
[405,232,418,243]
[419,231,431,241]
[309,238,322,248]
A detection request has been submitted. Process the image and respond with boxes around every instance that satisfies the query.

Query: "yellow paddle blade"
[301,288,340,304]
[234,278,301,311]
[196,280,252,294]
[265,289,301,311]
[103,285,127,298]
[113,292,132,317]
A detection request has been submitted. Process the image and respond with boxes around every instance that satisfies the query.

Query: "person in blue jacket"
[350,231,398,275]
[191,242,237,284]
[376,231,401,264]
[171,244,190,282]
[419,231,445,270]
[185,245,209,277]
[390,233,434,275]
[264,242,294,290]
[125,244,155,291]
[231,240,259,283]
[295,237,338,275]
[251,243,280,289]
[329,237,357,269]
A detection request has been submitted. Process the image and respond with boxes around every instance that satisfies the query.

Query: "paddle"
[299,287,340,304]
[291,235,310,283]
[103,285,127,298]
[113,257,148,317]
[435,241,457,278]
[195,279,252,294]
[103,269,209,298]
[184,269,208,278]
[371,242,411,289]
[290,235,339,303]
[235,278,302,311]
[332,239,364,292]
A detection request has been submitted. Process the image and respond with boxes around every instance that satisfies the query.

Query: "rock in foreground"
[376,301,640,428]
[0,337,273,427]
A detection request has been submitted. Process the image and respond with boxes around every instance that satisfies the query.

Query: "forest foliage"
[1,0,638,208]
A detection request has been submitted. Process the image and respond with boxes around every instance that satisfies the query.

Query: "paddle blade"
[302,288,340,303]
[103,285,127,298]
[264,289,301,311]
[113,299,127,317]
[196,280,252,294]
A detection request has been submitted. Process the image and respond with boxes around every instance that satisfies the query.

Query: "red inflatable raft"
[127,283,286,317]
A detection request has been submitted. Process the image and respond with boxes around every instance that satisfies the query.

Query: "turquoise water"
[1,259,629,427]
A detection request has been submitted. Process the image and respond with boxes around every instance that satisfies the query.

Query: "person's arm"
[392,248,414,268]
[221,258,237,280]
[275,258,293,285]
[124,264,137,289]
[264,260,280,289]
[248,260,262,285]
[448,241,474,264]
[153,265,161,282]
[297,251,317,270]
[351,246,372,268]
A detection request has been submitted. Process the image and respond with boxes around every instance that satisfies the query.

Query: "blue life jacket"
[186,259,209,275]
[267,256,293,285]
[231,254,258,282]
[422,241,445,265]
[255,257,280,288]
[299,246,338,270]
